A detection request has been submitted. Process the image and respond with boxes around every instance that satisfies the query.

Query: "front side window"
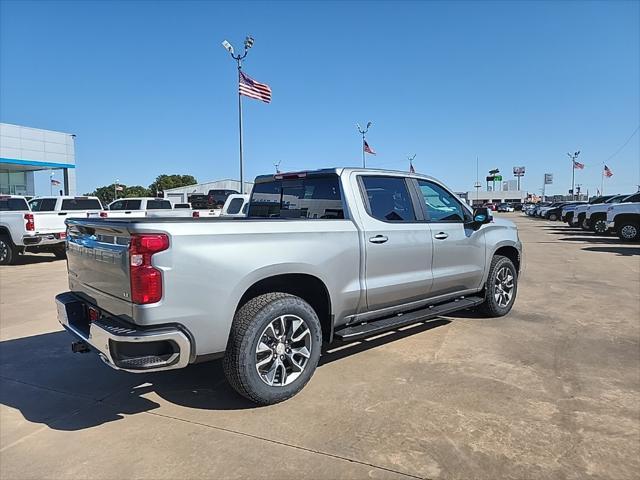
[361,176,416,222]
[249,175,344,219]
[416,180,466,222]
[29,198,57,211]
[109,201,125,211]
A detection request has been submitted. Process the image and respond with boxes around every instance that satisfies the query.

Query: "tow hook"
[71,340,91,354]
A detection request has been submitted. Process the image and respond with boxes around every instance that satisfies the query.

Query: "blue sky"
[1,0,638,196]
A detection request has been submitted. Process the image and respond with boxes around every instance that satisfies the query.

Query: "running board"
[334,296,484,342]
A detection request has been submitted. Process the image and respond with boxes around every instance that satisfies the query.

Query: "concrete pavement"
[1,215,638,479]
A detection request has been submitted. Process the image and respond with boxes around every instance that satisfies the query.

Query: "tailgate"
[33,212,67,234]
[66,219,133,317]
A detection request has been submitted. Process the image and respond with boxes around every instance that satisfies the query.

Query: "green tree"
[148,174,197,196]
[85,184,150,205]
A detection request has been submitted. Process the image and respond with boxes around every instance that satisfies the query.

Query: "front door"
[413,179,486,297]
[355,174,433,311]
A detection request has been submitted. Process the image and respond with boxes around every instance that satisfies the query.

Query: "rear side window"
[61,198,102,210]
[0,198,29,211]
[623,193,640,203]
[29,198,57,211]
[226,198,245,214]
[361,176,416,222]
[147,200,172,210]
[249,175,344,219]
[110,199,142,210]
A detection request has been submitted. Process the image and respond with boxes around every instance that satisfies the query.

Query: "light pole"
[222,36,255,194]
[356,122,372,168]
[114,179,119,201]
[567,150,580,200]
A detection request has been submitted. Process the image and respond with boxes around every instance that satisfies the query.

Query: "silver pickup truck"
[56,168,522,404]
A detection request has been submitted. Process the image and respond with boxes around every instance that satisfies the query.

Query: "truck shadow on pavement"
[3,254,60,265]
[0,319,452,431]
[581,246,640,256]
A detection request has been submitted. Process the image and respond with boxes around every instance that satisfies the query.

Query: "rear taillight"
[100,211,108,218]
[24,213,34,231]
[192,211,200,218]
[129,234,169,305]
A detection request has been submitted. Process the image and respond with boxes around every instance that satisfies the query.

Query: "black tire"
[549,213,558,221]
[477,255,518,317]
[0,235,18,266]
[223,293,322,405]
[580,216,590,231]
[617,221,640,242]
[52,244,67,259]
[593,218,609,235]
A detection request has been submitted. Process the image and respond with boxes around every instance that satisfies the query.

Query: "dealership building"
[0,123,76,196]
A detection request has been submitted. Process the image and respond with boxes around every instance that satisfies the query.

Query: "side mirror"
[468,207,492,229]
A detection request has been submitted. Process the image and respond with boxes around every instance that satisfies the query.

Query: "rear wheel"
[224,293,322,405]
[618,221,640,242]
[478,255,518,317]
[0,235,18,266]
[52,244,67,259]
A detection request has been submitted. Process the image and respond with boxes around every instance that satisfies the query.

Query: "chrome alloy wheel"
[255,314,312,387]
[0,240,8,263]
[494,266,515,308]
[621,224,638,240]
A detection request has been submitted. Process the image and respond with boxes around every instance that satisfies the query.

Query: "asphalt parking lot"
[0,215,638,480]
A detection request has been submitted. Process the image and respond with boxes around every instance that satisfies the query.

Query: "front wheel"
[0,235,18,266]
[580,216,590,231]
[223,293,322,405]
[618,221,640,242]
[549,213,558,221]
[478,255,518,317]
[593,219,609,235]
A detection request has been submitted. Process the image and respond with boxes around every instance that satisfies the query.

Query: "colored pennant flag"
[363,140,376,155]
[604,165,613,177]
[573,160,585,169]
[239,71,272,103]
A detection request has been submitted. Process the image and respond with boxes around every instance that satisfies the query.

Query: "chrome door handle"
[434,232,449,240]
[369,235,388,244]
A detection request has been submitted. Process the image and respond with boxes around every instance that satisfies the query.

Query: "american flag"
[239,71,272,103]
[604,165,613,177]
[364,140,376,155]
[573,160,585,169]
[50,179,61,186]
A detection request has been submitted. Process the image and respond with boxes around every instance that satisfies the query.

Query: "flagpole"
[356,122,372,168]
[362,132,366,168]
[223,36,254,195]
[568,151,580,200]
[601,162,605,196]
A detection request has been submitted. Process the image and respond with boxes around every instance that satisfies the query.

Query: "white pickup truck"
[0,195,66,264]
[29,196,104,243]
[95,198,200,219]
[607,199,640,241]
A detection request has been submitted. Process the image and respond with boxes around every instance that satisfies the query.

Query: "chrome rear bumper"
[55,292,191,373]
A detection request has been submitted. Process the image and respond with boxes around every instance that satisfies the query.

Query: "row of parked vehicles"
[523,192,640,241]
[0,192,249,265]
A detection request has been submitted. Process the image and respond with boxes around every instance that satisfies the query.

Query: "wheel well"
[615,214,639,227]
[495,246,520,273]
[591,212,606,221]
[237,274,332,342]
[0,226,9,236]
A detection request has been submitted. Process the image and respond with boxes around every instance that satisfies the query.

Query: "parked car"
[585,193,639,234]
[208,189,239,208]
[220,194,250,217]
[483,202,497,211]
[606,199,640,242]
[560,201,587,225]
[94,198,193,218]
[497,203,514,213]
[56,167,522,405]
[571,196,616,229]
[543,202,576,221]
[0,195,96,264]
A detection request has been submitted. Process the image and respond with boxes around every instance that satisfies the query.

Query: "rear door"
[356,174,433,311]
[413,179,486,297]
